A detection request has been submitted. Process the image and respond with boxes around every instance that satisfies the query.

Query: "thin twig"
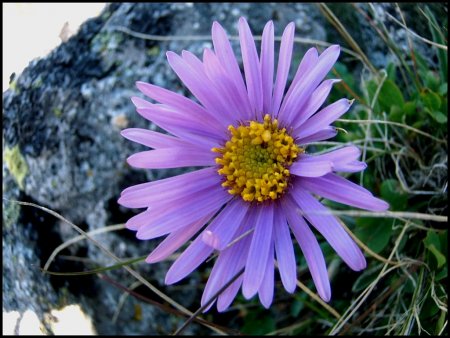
[172,267,245,335]
[5,199,226,335]
[112,26,361,59]
[337,118,447,144]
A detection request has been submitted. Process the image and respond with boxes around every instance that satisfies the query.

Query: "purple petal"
[125,208,150,231]
[299,174,390,211]
[202,48,249,121]
[135,104,219,148]
[202,198,250,250]
[298,98,353,139]
[292,79,341,129]
[258,242,274,308]
[121,128,187,149]
[145,212,215,263]
[166,51,235,127]
[201,218,252,312]
[260,20,274,115]
[119,167,218,208]
[290,155,333,177]
[304,146,367,173]
[165,201,249,285]
[280,47,319,116]
[136,186,231,240]
[296,126,338,144]
[211,21,252,120]
[217,275,243,312]
[272,22,295,117]
[273,205,297,293]
[238,17,263,116]
[278,45,340,125]
[127,147,215,169]
[135,81,224,134]
[165,233,215,285]
[242,203,274,299]
[290,187,367,271]
[282,196,331,301]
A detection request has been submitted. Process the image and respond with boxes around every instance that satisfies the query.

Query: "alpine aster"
[118,17,389,312]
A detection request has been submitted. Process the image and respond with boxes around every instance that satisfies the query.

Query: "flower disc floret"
[213,114,302,202]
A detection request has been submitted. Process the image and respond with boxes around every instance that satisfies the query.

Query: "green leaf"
[380,179,408,211]
[403,101,417,116]
[389,105,404,122]
[241,311,276,334]
[423,231,446,268]
[355,217,393,254]
[421,90,442,111]
[290,299,304,317]
[424,107,447,124]
[377,79,405,112]
[438,82,447,96]
[386,62,397,82]
[425,71,440,92]
[352,265,381,293]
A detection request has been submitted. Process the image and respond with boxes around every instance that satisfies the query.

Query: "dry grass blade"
[172,267,245,336]
[317,3,378,74]
[112,25,361,59]
[43,223,125,271]
[337,118,447,144]
[328,221,412,335]
[6,199,227,335]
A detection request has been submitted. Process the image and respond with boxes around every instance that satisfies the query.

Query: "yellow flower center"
[213,114,302,203]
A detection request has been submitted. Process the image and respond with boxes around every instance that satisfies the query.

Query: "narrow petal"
[211,21,252,120]
[239,17,263,116]
[135,104,218,148]
[201,218,252,312]
[258,242,274,309]
[135,81,224,134]
[260,20,274,115]
[242,203,274,299]
[279,45,340,124]
[280,47,319,116]
[299,174,390,211]
[165,201,249,285]
[290,187,367,271]
[282,197,331,301]
[166,51,235,127]
[136,186,231,240]
[216,210,255,312]
[272,22,295,117]
[145,212,215,263]
[121,128,187,149]
[296,127,338,144]
[125,208,151,231]
[202,48,249,121]
[119,167,218,208]
[127,147,215,169]
[298,98,353,139]
[165,234,215,285]
[290,155,333,178]
[202,198,250,250]
[273,206,297,293]
[303,146,367,173]
[292,79,341,129]
[217,275,243,312]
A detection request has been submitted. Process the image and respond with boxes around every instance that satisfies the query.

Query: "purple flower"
[118,17,389,312]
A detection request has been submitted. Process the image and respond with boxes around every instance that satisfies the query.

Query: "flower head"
[119,17,389,312]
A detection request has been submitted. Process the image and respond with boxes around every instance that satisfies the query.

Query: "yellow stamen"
[213,114,303,203]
